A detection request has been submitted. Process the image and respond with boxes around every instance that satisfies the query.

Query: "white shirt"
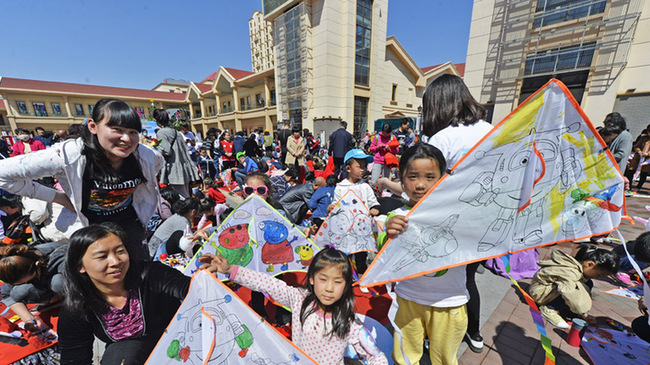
[333,179,379,210]
[427,120,493,167]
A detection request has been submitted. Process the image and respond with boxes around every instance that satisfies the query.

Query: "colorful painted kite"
[183,195,319,279]
[146,270,318,364]
[361,79,625,287]
[313,190,382,253]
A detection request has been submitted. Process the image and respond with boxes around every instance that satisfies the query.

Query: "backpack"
[251,157,269,173]
[2,215,49,246]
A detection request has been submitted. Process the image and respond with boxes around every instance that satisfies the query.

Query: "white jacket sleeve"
[0,148,64,202]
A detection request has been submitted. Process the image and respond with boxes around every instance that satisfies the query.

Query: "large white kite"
[361,79,625,287]
[183,195,319,280]
[313,190,382,253]
[146,270,318,364]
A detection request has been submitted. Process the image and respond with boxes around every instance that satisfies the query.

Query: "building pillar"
[215,93,221,114]
[188,102,194,119]
[63,96,74,122]
[1,95,17,132]
[264,77,271,108]
[233,86,242,132]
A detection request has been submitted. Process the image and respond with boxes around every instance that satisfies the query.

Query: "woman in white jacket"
[0,98,163,261]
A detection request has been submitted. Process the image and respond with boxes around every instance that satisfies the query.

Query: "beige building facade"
[465,0,650,136]
[249,10,275,73]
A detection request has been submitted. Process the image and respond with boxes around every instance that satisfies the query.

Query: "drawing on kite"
[166,295,254,364]
[213,224,254,267]
[390,215,459,271]
[259,220,299,272]
[295,245,314,267]
[250,353,301,364]
[458,122,587,252]
[322,205,377,252]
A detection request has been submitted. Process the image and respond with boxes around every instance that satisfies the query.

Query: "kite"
[146,270,318,364]
[361,79,625,287]
[581,326,650,364]
[183,195,319,279]
[313,190,382,253]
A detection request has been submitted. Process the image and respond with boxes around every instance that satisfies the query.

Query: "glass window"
[75,104,84,116]
[524,43,596,76]
[354,96,369,137]
[16,101,27,114]
[89,104,95,116]
[51,103,62,115]
[533,0,606,28]
[355,0,373,87]
[32,102,47,117]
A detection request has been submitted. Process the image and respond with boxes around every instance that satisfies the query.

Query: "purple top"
[97,289,144,341]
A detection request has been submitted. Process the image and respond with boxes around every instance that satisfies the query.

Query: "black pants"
[466,262,482,336]
[101,336,159,365]
[633,316,650,343]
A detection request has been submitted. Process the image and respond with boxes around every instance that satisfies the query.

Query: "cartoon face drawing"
[351,213,373,237]
[259,221,288,244]
[219,224,250,249]
[328,212,350,239]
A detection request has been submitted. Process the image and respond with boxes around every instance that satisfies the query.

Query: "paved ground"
[457,188,649,365]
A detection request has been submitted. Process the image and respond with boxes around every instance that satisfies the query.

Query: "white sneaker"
[465,332,484,353]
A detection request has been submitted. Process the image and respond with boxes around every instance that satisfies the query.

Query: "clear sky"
[1,0,472,90]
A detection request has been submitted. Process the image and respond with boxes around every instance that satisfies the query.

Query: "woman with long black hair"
[0,98,163,261]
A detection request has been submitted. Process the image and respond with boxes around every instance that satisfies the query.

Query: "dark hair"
[604,112,626,130]
[35,127,45,133]
[345,157,367,168]
[153,109,170,127]
[381,123,393,134]
[634,232,650,263]
[160,186,182,207]
[300,248,355,339]
[15,128,30,135]
[398,143,447,179]
[599,124,623,138]
[63,223,136,314]
[422,74,486,138]
[326,174,338,187]
[203,177,217,188]
[340,121,348,129]
[284,167,298,180]
[0,194,24,211]
[81,99,146,184]
[400,118,409,126]
[67,123,85,139]
[200,198,216,213]
[171,197,200,216]
[292,126,301,134]
[243,172,276,205]
[574,245,619,274]
[0,244,47,284]
[206,128,218,138]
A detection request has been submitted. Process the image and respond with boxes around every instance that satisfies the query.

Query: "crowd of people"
[0,73,648,365]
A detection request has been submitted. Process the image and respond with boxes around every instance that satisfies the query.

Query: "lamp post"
[417,105,423,135]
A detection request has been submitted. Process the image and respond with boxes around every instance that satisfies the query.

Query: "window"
[524,43,596,76]
[355,0,373,86]
[391,84,397,102]
[16,101,27,114]
[354,96,369,138]
[33,102,47,117]
[88,105,95,116]
[270,90,276,105]
[533,0,606,28]
[256,93,263,107]
[51,103,62,115]
[240,97,246,109]
[75,104,84,116]
[0,114,5,125]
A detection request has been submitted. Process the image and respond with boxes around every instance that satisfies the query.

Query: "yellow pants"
[392,295,467,365]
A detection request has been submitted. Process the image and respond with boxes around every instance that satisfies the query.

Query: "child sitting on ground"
[530,245,619,329]
[202,177,226,204]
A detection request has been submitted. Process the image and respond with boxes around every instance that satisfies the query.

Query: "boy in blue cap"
[328,149,380,216]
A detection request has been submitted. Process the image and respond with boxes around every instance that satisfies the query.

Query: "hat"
[236,152,246,160]
[264,129,269,132]
[344,149,373,164]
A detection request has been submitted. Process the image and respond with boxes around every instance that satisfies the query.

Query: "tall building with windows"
[465,0,650,135]
[249,10,275,73]
[262,0,444,136]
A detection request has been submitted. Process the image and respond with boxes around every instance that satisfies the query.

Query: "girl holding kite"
[383,143,470,365]
[203,247,389,365]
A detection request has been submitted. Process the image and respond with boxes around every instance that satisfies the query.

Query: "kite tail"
[502,254,556,365]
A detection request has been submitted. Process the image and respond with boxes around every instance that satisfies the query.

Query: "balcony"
[220,106,235,114]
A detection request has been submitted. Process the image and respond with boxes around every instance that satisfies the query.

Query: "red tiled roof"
[0,77,186,101]
[201,72,217,83]
[420,63,465,77]
[195,83,212,93]
[224,67,254,80]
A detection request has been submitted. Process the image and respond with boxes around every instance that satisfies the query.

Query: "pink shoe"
[616,272,633,286]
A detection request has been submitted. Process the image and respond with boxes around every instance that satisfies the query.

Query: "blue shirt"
[308,186,335,219]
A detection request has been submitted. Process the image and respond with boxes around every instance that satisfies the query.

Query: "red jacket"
[220,140,235,161]
[12,139,45,156]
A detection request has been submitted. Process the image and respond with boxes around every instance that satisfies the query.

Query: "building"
[0,1,463,139]
[465,0,650,136]
[249,10,275,73]
[0,77,187,132]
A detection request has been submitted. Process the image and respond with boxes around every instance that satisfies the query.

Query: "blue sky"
[2,0,472,89]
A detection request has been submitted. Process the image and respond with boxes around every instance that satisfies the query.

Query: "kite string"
[502,254,556,365]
